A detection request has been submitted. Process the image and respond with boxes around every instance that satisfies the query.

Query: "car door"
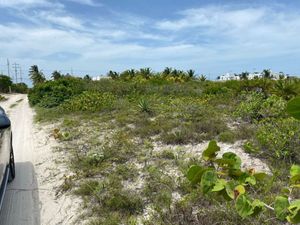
[0,111,11,186]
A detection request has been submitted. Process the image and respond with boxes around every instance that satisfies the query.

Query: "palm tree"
[139,68,152,79]
[187,69,195,78]
[29,65,46,86]
[162,67,172,77]
[273,80,299,100]
[51,70,62,80]
[107,70,119,79]
[262,69,271,79]
[240,72,249,80]
[84,74,92,80]
[199,74,207,81]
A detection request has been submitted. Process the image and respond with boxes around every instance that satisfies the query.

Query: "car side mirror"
[0,115,11,129]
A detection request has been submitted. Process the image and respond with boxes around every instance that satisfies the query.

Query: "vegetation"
[0,74,28,93]
[29,68,300,224]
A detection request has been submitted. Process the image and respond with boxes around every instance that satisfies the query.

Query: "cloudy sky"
[0,0,300,82]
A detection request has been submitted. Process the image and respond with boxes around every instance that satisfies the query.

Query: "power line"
[12,63,19,83]
[7,59,10,79]
[19,66,23,82]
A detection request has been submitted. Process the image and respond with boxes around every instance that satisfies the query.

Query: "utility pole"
[19,66,23,82]
[12,63,19,83]
[7,59,10,78]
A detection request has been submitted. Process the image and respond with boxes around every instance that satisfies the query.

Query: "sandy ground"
[0,94,80,225]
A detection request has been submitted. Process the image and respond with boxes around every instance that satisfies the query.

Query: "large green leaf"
[200,170,218,194]
[287,97,300,120]
[245,176,256,186]
[211,179,227,192]
[222,152,241,170]
[275,196,290,221]
[235,195,254,218]
[290,165,300,177]
[290,165,300,185]
[187,165,206,185]
[252,199,265,216]
[224,181,236,200]
[287,200,300,224]
[202,140,220,161]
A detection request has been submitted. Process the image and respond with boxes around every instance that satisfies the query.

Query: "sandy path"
[0,94,79,225]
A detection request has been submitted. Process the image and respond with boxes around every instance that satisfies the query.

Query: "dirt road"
[0,94,79,225]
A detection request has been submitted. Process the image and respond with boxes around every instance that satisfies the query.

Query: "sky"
[0,0,300,82]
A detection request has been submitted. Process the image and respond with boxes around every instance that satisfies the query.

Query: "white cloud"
[1,3,300,79]
[38,11,84,29]
[66,0,102,7]
[156,6,267,31]
[0,0,62,8]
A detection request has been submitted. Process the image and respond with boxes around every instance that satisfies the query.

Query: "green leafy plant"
[187,140,300,223]
[287,97,300,120]
[137,98,151,113]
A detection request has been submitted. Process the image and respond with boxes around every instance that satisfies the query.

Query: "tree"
[29,65,46,86]
[12,82,28,93]
[84,74,92,81]
[187,69,195,78]
[199,74,207,81]
[240,72,249,80]
[107,70,119,80]
[162,67,172,77]
[139,68,152,79]
[262,69,271,79]
[0,75,13,93]
[51,70,62,80]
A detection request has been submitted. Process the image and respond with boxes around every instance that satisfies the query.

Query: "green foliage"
[29,65,46,86]
[137,98,151,113]
[235,195,255,218]
[274,196,289,220]
[62,91,116,112]
[273,79,299,100]
[0,75,12,93]
[287,97,300,120]
[202,140,220,161]
[287,200,300,223]
[12,83,28,93]
[258,95,287,118]
[28,77,85,107]
[255,118,300,162]
[218,131,236,143]
[187,140,300,223]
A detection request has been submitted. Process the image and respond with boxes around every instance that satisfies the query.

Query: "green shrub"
[234,92,265,121]
[255,118,300,163]
[62,91,116,112]
[28,77,85,107]
[218,131,236,143]
[258,95,287,118]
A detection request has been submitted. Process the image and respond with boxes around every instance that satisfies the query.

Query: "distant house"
[271,72,288,80]
[217,70,288,81]
[218,73,240,81]
[248,72,263,80]
[92,75,110,81]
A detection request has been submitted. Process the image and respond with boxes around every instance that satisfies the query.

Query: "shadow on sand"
[0,162,40,225]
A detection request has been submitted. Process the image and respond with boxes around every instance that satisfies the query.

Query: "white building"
[218,73,240,81]
[248,72,263,80]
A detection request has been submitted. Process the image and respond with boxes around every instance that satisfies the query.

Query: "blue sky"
[0,0,300,82]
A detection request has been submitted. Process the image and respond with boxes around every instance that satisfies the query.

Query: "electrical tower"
[12,63,19,83]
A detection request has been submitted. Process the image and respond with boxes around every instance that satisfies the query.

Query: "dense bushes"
[0,75,13,93]
[28,77,85,107]
[255,118,300,163]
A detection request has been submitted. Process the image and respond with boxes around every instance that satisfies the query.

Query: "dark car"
[0,106,15,209]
